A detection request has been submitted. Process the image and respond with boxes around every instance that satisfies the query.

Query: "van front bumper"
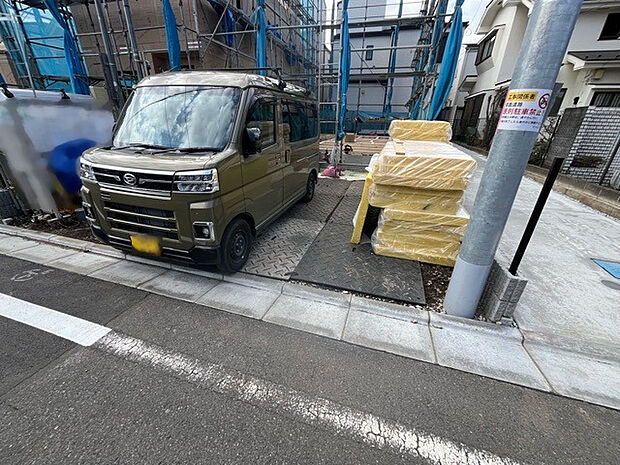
[90,224,222,266]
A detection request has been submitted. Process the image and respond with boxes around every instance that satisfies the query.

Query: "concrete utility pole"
[444,0,584,318]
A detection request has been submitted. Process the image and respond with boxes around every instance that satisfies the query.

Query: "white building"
[456,0,620,136]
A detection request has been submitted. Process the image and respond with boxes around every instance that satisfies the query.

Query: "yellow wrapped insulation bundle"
[368,183,463,214]
[372,140,476,191]
[388,120,452,142]
[371,208,469,266]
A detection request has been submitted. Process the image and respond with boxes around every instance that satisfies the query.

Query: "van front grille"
[104,201,178,239]
[93,167,173,196]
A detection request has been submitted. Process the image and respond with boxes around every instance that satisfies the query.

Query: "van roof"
[137,71,310,97]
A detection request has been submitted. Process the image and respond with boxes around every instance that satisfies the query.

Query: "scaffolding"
[0,0,454,133]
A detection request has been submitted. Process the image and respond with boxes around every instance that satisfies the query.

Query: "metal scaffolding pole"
[122,0,145,80]
[444,0,584,318]
[93,0,124,107]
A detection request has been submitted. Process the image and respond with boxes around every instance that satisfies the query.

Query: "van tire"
[217,218,253,273]
[301,173,316,203]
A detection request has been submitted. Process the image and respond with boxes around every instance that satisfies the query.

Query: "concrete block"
[263,294,348,339]
[429,313,551,391]
[0,235,39,254]
[12,243,78,265]
[197,282,280,319]
[48,252,119,275]
[223,272,285,293]
[46,235,90,251]
[170,263,223,281]
[343,309,435,362]
[524,340,620,410]
[283,282,351,307]
[139,270,218,302]
[83,242,125,259]
[90,260,166,287]
[125,253,172,269]
[350,295,429,322]
[480,290,514,323]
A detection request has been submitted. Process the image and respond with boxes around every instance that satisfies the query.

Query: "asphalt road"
[0,254,618,464]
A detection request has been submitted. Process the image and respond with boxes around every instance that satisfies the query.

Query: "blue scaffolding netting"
[427,0,464,120]
[252,0,267,75]
[336,0,350,141]
[161,0,181,71]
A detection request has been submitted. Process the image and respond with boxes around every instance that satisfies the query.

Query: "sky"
[324,0,488,44]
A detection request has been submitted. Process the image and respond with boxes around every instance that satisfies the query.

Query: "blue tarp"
[427,0,464,120]
[161,0,180,71]
[336,0,350,141]
[251,0,267,75]
[383,0,403,117]
[0,71,4,85]
[42,0,89,94]
[48,138,96,195]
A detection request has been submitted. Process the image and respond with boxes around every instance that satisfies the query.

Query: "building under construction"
[0,0,460,133]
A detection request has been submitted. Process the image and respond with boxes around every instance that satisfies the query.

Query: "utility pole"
[444,0,584,318]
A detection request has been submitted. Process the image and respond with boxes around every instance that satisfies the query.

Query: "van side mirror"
[245,127,262,155]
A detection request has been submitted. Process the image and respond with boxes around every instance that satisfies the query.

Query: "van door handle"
[285,149,290,163]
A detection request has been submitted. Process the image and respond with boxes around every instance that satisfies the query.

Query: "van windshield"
[113,85,241,152]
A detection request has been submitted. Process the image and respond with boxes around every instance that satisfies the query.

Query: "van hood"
[82,147,217,172]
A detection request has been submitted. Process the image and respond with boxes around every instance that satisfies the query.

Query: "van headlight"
[79,160,96,181]
[174,169,219,193]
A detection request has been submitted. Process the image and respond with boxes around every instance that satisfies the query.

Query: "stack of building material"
[351,120,476,267]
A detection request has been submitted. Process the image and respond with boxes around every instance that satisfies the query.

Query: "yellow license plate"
[130,235,162,256]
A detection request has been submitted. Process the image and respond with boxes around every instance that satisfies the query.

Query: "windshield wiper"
[113,143,173,151]
[173,147,220,153]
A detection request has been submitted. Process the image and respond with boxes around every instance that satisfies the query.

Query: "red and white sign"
[497,88,552,132]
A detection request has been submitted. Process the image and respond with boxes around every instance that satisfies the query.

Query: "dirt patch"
[419,262,452,313]
[12,213,98,242]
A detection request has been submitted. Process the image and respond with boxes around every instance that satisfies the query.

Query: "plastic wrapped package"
[371,208,470,266]
[381,207,469,235]
[350,172,373,244]
[371,140,476,190]
[368,183,463,214]
[388,120,452,142]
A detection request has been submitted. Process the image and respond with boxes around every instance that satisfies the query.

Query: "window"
[246,98,276,148]
[113,86,241,151]
[365,45,374,61]
[283,101,318,142]
[549,87,567,116]
[475,31,496,65]
[599,13,620,41]
[590,91,620,107]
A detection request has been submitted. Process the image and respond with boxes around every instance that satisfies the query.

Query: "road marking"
[12,268,54,282]
[97,332,523,465]
[0,294,111,346]
[1,295,521,465]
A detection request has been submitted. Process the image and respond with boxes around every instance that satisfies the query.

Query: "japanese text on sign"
[496,88,552,132]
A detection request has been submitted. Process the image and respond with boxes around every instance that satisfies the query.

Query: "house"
[457,0,620,139]
[444,43,478,133]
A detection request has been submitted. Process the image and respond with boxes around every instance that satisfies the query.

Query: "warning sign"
[496,88,552,132]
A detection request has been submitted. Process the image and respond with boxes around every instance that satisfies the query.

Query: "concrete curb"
[0,226,618,410]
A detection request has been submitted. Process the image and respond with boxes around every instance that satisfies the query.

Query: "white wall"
[569,10,620,51]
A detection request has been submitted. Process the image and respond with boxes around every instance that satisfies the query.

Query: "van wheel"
[301,173,316,203]
[217,218,252,273]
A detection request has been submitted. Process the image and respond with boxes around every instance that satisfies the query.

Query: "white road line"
[1,295,522,464]
[0,293,111,346]
[97,332,523,465]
